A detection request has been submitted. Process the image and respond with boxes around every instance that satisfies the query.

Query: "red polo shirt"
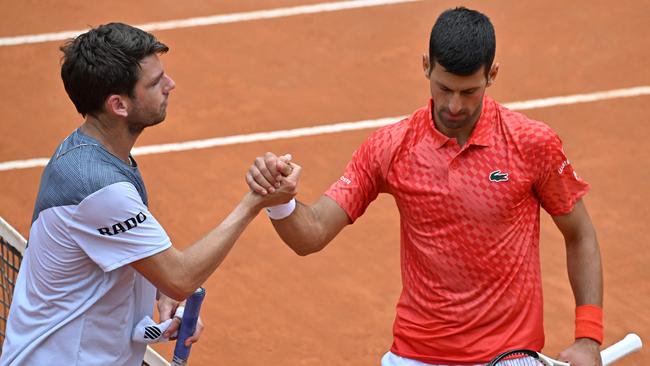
[325,96,589,364]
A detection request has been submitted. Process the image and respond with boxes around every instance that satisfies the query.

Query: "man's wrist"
[575,337,600,347]
[575,304,603,344]
[266,198,296,220]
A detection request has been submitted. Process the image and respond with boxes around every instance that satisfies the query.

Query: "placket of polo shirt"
[446,101,496,184]
[444,138,464,183]
[447,140,486,189]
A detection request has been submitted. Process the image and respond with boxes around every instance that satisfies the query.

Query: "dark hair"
[60,23,169,117]
[428,7,495,76]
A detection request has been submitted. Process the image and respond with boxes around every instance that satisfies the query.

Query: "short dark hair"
[60,23,169,117]
[428,7,495,76]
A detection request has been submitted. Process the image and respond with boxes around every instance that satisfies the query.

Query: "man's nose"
[448,94,462,114]
[165,74,176,91]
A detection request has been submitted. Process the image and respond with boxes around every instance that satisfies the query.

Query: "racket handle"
[170,287,206,366]
[601,333,642,365]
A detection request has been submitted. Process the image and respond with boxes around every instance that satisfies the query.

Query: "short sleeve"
[533,132,590,216]
[69,182,172,272]
[325,129,392,222]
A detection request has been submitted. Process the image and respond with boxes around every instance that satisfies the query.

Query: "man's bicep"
[551,199,596,242]
[314,195,352,241]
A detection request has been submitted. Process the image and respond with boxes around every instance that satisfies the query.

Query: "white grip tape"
[601,333,643,366]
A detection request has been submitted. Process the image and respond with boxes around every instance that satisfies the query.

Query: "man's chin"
[128,117,165,134]
[438,116,470,130]
[148,117,165,129]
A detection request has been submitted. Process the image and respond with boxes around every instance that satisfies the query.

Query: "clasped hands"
[246,152,301,207]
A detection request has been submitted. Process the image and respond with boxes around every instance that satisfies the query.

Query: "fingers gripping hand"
[249,161,302,208]
[246,152,292,195]
[278,161,300,194]
[247,152,278,195]
[276,154,293,177]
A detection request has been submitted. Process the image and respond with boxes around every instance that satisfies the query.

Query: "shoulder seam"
[55,143,101,160]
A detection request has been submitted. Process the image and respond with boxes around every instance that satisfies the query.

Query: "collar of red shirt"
[426,96,496,149]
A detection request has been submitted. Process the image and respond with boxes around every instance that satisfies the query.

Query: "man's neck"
[80,115,140,165]
[431,99,484,148]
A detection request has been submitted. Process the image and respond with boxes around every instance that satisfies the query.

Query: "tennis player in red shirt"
[246,7,603,366]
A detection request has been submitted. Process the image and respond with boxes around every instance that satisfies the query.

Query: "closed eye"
[148,71,165,87]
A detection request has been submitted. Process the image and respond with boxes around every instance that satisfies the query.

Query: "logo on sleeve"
[489,170,509,182]
[557,159,571,174]
[97,212,147,236]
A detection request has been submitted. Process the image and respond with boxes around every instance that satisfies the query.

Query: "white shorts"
[380,351,539,366]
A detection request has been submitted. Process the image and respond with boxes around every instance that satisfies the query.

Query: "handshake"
[245,152,302,210]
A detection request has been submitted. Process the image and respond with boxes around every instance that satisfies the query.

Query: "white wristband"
[265,198,296,220]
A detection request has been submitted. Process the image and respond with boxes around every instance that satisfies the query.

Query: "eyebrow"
[435,81,480,92]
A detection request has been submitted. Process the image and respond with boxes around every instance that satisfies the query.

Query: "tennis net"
[0,216,170,366]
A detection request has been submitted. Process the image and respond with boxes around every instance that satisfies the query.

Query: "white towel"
[132,306,185,344]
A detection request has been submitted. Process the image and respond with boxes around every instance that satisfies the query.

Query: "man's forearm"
[564,235,604,354]
[566,235,603,306]
[554,200,604,348]
[271,201,328,256]
[137,193,263,300]
[178,195,260,291]
[270,196,349,256]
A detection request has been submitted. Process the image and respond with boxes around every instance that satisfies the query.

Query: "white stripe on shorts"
[381,351,539,366]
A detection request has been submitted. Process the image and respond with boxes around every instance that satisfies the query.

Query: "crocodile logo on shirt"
[489,170,509,182]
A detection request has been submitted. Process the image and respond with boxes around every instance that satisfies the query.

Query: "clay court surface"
[0,0,648,364]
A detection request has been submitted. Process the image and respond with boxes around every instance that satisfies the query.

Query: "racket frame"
[487,333,642,366]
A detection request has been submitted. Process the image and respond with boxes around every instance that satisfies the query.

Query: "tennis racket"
[487,333,642,365]
[170,287,206,366]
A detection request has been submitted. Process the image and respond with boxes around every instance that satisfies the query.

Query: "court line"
[0,85,648,172]
[0,0,423,47]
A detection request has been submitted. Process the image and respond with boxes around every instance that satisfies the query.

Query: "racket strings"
[493,357,543,365]
[488,351,545,366]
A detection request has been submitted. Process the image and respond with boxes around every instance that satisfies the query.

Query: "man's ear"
[422,54,432,79]
[487,63,500,86]
[105,95,129,117]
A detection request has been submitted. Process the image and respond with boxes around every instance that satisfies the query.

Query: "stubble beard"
[127,104,167,134]
[435,103,482,132]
